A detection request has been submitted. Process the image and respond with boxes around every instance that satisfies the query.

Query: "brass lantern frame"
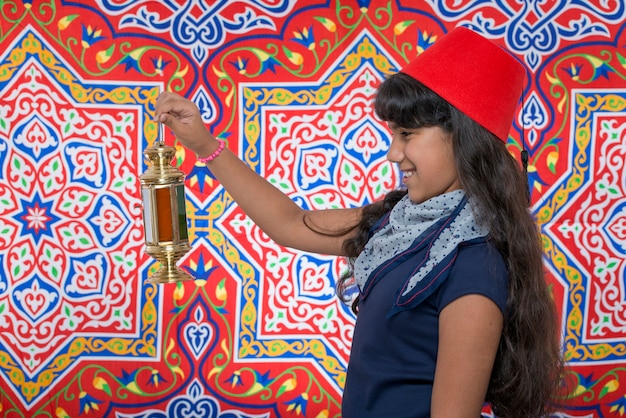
[140,130,193,284]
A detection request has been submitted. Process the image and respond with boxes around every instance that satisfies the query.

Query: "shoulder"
[454,240,507,277]
[436,240,509,314]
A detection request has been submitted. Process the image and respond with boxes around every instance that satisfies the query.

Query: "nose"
[386,136,403,163]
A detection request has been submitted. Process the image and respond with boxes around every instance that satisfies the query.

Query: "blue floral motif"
[427,0,625,70]
[115,380,269,418]
[99,1,295,65]
[13,277,60,322]
[15,192,61,241]
[183,301,216,359]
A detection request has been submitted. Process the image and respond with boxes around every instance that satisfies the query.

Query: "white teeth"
[403,171,415,178]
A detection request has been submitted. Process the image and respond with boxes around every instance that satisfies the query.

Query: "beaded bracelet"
[198,139,225,164]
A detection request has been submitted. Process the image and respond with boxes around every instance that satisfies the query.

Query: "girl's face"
[386,123,461,203]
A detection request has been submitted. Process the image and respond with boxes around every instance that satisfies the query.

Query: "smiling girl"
[155,26,563,417]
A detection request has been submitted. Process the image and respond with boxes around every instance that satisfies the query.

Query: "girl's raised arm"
[155,91,363,256]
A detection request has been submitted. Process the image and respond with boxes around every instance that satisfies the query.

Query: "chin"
[407,192,428,204]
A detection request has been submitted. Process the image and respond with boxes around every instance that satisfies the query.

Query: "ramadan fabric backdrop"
[0,0,625,417]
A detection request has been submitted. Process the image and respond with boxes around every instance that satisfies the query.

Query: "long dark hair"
[337,73,564,417]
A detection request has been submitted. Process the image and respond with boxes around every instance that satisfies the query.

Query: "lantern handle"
[158,108,165,146]
[155,87,165,146]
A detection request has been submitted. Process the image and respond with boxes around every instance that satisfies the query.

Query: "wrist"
[197,139,225,164]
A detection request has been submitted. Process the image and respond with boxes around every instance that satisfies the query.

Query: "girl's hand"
[155,92,219,158]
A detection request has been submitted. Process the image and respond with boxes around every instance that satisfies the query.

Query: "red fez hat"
[400,27,526,142]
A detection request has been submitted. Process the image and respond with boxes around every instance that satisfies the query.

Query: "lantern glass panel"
[176,184,188,241]
[141,186,154,244]
[155,186,174,242]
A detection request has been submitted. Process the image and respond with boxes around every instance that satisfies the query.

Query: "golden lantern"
[140,127,194,284]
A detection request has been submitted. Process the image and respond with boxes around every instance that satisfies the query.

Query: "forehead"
[387,122,420,131]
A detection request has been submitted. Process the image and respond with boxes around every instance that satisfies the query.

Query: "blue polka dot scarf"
[354,190,489,317]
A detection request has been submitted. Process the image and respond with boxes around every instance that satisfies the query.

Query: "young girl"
[155,27,563,417]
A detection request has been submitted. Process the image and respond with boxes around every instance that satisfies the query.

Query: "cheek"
[419,146,450,168]
[424,149,457,182]
[438,143,457,170]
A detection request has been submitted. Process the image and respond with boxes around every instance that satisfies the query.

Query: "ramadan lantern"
[140,125,193,283]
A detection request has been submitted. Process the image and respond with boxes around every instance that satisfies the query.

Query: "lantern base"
[147,261,194,284]
[144,242,194,284]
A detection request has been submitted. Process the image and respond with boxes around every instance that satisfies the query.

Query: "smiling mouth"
[402,170,415,182]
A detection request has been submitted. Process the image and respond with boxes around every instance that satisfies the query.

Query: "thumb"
[157,112,172,127]
[157,112,183,136]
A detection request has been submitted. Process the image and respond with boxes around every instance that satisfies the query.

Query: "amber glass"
[155,186,174,242]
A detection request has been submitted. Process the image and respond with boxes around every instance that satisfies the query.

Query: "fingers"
[162,95,201,121]
[153,92,217,157]
[153,96,180,146]
[155,92,180,117]
[157,112,176,132]
[155,92,192,130]
[154,92,170,124]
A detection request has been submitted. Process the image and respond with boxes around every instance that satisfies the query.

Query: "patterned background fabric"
[0,0,624,416]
